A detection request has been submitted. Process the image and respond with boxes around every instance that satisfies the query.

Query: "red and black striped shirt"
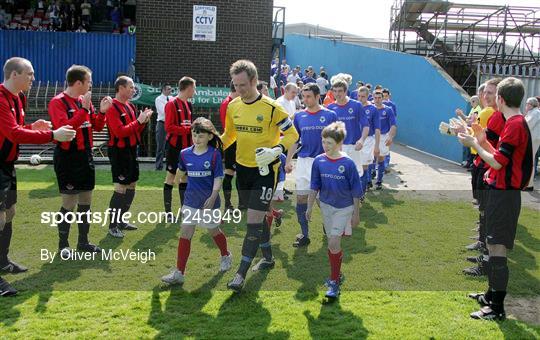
[474,110,506,169]
[0,84,54,162]
[485,114,533,190]
[48,92,106,151]
[165,97,192,149]
[106,98,145,148]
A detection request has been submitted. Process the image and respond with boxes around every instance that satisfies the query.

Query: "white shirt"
[276,95,297,118]
[316,77,329,95]
[287,73,300,84]
[155,94,170,122]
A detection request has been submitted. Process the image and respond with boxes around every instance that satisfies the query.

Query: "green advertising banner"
[131,83,230,108]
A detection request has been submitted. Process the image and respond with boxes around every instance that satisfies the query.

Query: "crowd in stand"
[0,0,135,33]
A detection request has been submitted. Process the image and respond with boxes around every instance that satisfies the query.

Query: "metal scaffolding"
[389,0,540,93]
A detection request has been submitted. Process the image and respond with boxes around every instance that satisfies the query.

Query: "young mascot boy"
[306,121,362,299]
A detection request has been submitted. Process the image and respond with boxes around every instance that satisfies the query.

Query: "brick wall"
[135,0,273,86]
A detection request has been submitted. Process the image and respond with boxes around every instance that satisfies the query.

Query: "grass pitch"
[0,167,538,339]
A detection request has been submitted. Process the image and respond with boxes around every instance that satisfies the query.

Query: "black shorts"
[471,163,478,199]
[54,147,95,194]
[236,160,280,211]
[166,144,181,175]
[0,162,17,210]
[108,146,139,185]
[224,142,237,171]
[485,188,521,250]
[475,167,489,210]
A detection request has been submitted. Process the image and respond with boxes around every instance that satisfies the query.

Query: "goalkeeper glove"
[255,146,282,167]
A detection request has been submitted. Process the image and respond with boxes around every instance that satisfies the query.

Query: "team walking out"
[2,55,536,320]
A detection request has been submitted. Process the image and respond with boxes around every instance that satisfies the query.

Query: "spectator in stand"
[81,0,91,27]
[48,2,60,29]
[37,0,46,12]
[111,6,121,32]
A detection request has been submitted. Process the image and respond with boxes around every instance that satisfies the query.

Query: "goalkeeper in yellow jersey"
[221,59,298,292]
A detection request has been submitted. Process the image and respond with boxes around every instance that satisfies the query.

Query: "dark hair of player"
[191,117,224,155]
[66,65,92,86]
[256,81,268,91]
[496,77,525,109]
[302,83,320,96]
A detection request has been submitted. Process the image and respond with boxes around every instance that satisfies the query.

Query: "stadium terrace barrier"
[284,34,470,163]
[0,30,135,83]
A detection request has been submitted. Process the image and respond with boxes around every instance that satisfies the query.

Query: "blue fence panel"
[0,30,135,83]
[284,34,469,163]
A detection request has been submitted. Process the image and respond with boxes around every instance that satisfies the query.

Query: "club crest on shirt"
[348,108,353,114]
[382,111,387,116]
[338,165,345,173]
[132,83,142,101]
[256,114,264,122]
[204,161,210,169]
[320,116,326,123]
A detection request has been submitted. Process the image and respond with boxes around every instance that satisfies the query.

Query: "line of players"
[444,77,534,320]
[0,57,396,301]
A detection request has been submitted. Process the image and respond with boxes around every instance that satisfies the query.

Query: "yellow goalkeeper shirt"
[221,94,299,168]
[471,106,495,154]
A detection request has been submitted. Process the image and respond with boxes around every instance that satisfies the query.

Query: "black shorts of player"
[471,163,478,200]
[475,167,489,210]
[166,144,181,175]
[0,162,17,210]
[236,160,280,212]
[224,142,237,171]
[108,146,139,185]
[484,188,521,250]
[54,147,95,194]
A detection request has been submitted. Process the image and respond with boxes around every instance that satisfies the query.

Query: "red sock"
[328,250,343,282]
[265,212,274,230]
[176,237,191,274]
[212,232,229,256]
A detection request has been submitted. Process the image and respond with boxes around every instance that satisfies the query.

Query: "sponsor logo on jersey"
[235,125,263,133]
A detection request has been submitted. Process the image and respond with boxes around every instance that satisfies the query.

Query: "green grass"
[0,167,538,339]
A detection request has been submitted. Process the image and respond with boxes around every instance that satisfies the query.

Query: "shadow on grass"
[498,318,540,340]
[507,224,540,296]
[304,301,369,339]
[28,182,58,199]
[0,257,112,327]
[148,270,290,338]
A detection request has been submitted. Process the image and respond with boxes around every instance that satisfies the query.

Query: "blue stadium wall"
[285,34,469,163]
[0,31,135,84]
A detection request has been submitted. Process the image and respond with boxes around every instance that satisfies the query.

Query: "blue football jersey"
[178,146,223,209]
[377,105,397,134]
[328,99,368,145]
[362,103,381,136]
[383,100,397,117]
[293,108,337,158]
[310,153,362,208]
